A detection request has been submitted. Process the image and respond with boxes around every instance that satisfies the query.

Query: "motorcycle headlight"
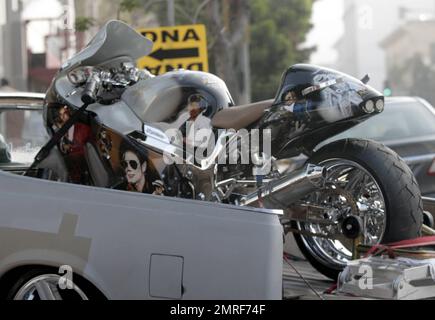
[375,99,385,113]
[362,100,375,114]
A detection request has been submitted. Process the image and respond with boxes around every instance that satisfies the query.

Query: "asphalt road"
[283,233,335,300]
[283,235,368,300]
[283,260,334,300]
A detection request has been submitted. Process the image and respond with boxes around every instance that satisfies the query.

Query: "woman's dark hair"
[46,102,67,127]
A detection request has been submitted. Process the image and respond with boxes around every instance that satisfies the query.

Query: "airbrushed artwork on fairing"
[310,71,367,123]
[45,102,166,195]
[256,65,384,157]
[92,127,165,196]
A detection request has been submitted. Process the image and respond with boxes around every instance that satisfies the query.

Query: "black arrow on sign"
[149,47,199,61]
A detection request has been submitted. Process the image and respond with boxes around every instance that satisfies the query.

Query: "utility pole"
[167,0,175,26]
[2,0,27,90]
[237,0,251,104]
[0,0,5,78]
[240,29,251,104]
[90,0,99,35]
[60,0,76,60]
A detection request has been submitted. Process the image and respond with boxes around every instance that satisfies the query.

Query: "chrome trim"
[0,92,45,99]
[141,126,238,171]
[235,179,274,185]
[423,196,435,204]
[15,105,43,110]
[240,164,326,207]
[298,159,387,268]
[302,78,343,96]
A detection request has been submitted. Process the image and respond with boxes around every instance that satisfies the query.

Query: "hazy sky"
[23,0,345,66]
[305,0,344,66]
[23,0,63,52]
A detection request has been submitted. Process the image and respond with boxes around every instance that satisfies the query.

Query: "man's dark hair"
[188,94,208,111]
[118,139,161,192]
[0,78,10,87]
[119,140,149,168]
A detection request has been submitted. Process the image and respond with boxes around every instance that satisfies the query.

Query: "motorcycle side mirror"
[361,74,370,85]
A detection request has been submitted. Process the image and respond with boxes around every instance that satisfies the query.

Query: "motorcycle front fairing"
[59,20,153,75]
[259,64,384,157]
[44,20,154,131]
[38,21,160,187]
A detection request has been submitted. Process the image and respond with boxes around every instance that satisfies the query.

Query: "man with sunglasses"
[121,149,153,193]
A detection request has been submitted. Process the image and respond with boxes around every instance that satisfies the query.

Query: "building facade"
[381,20,435,104]
[335,0,435,91]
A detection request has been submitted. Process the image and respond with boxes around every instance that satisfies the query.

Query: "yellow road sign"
[137,24,209,75]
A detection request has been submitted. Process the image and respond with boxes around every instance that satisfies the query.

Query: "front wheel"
[293,139,423,280]
[1,268,105,300]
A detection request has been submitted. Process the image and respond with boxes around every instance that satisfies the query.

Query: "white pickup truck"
[0,93,283,300]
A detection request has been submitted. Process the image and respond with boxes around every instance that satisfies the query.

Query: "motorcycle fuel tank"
[121,70,235,125]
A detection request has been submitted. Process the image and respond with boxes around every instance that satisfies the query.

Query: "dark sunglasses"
[121,160,139,170]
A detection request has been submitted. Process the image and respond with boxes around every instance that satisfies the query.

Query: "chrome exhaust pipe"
[240,164,326,208]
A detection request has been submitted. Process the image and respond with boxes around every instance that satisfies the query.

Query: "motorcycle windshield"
[60,20,153,73]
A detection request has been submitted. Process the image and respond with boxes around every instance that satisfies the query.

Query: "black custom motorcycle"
[31,20,423,279]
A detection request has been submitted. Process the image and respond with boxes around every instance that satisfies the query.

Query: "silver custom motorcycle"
[31,20,423,279]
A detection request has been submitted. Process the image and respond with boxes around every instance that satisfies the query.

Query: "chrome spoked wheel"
[294,139,422,280]
[13,274,89,300]
[298,159,387,267]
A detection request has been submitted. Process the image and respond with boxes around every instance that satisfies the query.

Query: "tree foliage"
[119,0,143,12]
[390,54,435,106]
[151,0,314,102]
[250,0,314,101]
[75,16,96,33]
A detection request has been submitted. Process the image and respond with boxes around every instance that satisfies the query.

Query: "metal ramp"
[337,256,435,300]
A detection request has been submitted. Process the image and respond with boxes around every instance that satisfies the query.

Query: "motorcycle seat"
[211,99,274,130]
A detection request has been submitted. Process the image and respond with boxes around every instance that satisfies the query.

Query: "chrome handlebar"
[80,64,154,103]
